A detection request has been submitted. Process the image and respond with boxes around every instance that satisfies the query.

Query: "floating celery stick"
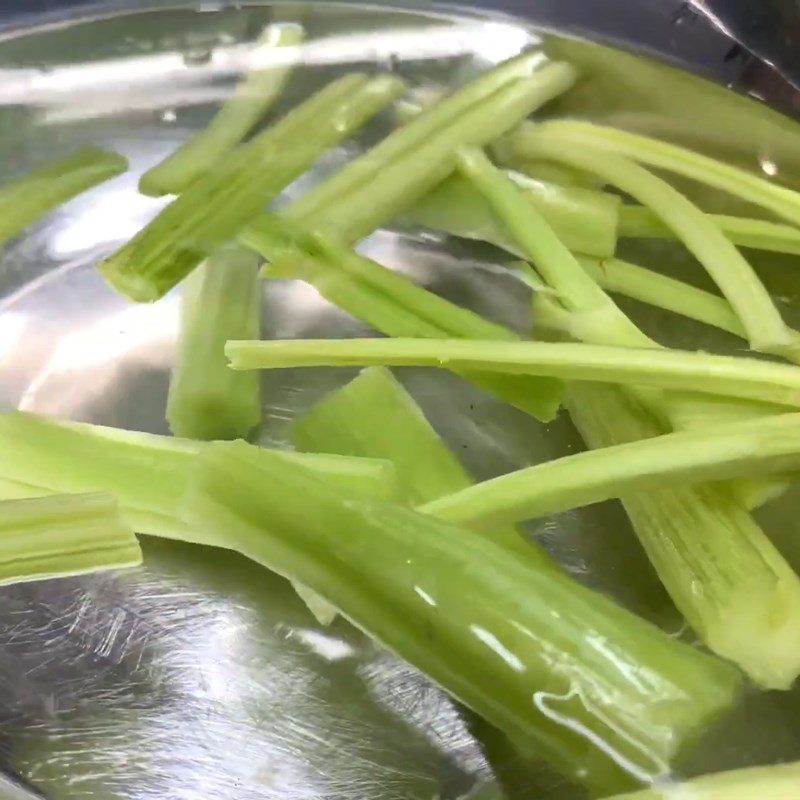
[420,411,800,528]
[167,245,261,440]
[0,412,399,544]
[140,24,304,196]
[605,759,800,799]
[0,147,127,246]
[185,441,740,796]
[619,205,800,256]
[400,171,619,258]
[225,338,800,408]
[508,125,800,360]
[566,381,800,689]
[0,492,141,586]
[100,73,403,302]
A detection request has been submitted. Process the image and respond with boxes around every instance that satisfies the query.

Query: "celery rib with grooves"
[100,73,403,302]
[225,337,800,408]
[140,24,303,196]
[185,442,740,795]
[167,245,261,440]
[0,492,141,586]
[0,147,127,246]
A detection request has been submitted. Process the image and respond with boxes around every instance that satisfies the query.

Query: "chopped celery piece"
[566,382,800,689]
[0,492,141,586]
[224,337,800,408]
[0,147,127,246]
[185,441,740,795]
[283,49,551,223]
[509,124,800,360]
[421,411,800,529]
[619,205,800,256]
[400,172,619,258]
[139,24,303,196]
[167,244,261,440]
[605,760,800,799]
[0,411,399,544]
[100,73,403,301]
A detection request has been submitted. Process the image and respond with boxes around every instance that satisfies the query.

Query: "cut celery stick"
[139,24,303,196]
[0,492,141,586]
[604,760,800,799]
[166,244,261,440]
[185,441,740,795]
[0,147,127,246]
[510,124,800,360]
[400,171,619,258]
[0,412,399,544]
[283,49,551,223]
[100,73,403,302]
[225,338,800,408]
[420,411,800,528]
[566,381,800,689]
[619,204,800,256]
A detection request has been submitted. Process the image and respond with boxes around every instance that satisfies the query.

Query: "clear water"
[0,4,799,799]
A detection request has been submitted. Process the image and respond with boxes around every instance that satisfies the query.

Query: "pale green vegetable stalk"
[166,245,261,440]
[100,73,403,302]
[604,760,800,799]
[0,492,141,586]
[185,441,740,795]
[566,381,800,690]
[225,337,800,408]
[139,24,304,196]
[0,147,127,246]
[0,411,399,544]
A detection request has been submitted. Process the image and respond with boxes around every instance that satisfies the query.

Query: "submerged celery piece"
[140,24,304,196]
[606,760,800,799]
[566,381,800,690]
[185,441,740,795]
[100,73,403,301]
[0,411,398,544]
[0,492,141,586]
[167,245,261,440]
[224,337,800,408]
[0,147,127,246]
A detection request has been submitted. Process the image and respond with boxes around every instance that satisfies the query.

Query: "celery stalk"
[0,492,141,586]
[224,337,800,408]
[0,147,127,246]
[139,24,304,196]
[566,381,800,689]
[185,441,740,795]
[604,760,800,799]
[166,244,261,440]
[100,73,403,302]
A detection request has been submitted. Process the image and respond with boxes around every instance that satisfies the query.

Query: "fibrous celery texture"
[185,441,740,796]
[167,245,261,440]
[0,492,141,586]
[140,23,304,196]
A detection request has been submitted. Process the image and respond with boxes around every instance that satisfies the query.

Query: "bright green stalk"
[566,381,800,690]
[400,171,619,258]
[619,204,800,256]
[139,24,304,196]
[604,760,800,799]
[166,244,261,440]
[100,73,403,302]
[185,441,740,795]
[0,411,399,544]
[0,492,141,586]
[508,124,800,360]
[421,411,800,528]
[283,49,552,223]
[225,337,800,408]
[0,147,127,246]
